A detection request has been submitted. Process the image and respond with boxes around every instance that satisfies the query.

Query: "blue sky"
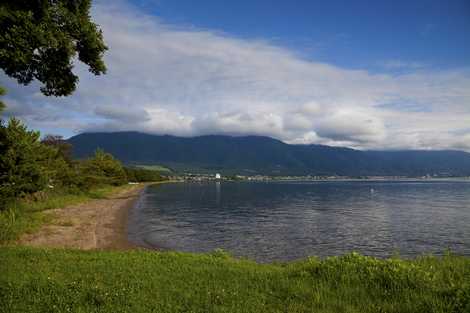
[1,0,470,150]
[131,0,470,70]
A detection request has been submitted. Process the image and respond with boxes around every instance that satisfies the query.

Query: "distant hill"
[68,132,470,176]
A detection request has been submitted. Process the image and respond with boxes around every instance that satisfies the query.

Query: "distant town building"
[215,173,221,180]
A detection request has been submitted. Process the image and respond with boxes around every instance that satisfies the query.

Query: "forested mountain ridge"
[68,132,470,176]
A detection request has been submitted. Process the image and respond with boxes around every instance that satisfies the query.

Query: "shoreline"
[17,184,149,251]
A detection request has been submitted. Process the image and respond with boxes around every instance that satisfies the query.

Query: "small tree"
[81,149,127,187]
[0,118,55,200]
[41,134,73,164]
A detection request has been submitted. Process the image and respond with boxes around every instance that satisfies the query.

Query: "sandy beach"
[18,184,146,250]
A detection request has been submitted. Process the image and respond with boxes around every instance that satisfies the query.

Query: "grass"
[0,184,135,244]
[0,247,469,313]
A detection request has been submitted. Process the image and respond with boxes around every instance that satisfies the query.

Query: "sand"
[18,184,146,250]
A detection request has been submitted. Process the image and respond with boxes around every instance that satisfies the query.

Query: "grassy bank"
[1,247,469,313]
[0,185,135,244]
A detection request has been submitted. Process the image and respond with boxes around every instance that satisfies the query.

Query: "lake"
[128,180,470,262]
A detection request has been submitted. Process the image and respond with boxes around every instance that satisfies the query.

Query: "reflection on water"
[215,181,221,206]
[128,180,470,262]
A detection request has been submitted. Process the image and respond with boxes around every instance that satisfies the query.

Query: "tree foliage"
[0,118,55,199]
[125,167,164,182]
[0,119,131,208]
[41,134,73,164]
[80,149,127,187]
[0,0,107,96]
[0,1,128,209]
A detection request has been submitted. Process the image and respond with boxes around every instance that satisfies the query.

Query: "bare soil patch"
[18,185,145,250]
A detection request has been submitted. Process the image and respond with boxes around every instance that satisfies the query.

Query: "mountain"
[68,132,470,176]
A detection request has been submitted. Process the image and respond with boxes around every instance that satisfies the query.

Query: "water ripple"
[128,180,470,262]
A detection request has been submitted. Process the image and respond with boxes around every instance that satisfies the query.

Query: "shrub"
[124,167,165,182]
[80,149,127,187]
[0,118,57,204]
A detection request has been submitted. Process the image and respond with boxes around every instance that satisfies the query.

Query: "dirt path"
[18,185,146,250]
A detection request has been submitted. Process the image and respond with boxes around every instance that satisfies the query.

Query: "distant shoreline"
[180,175,470,183]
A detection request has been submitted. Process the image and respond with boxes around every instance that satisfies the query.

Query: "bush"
[0,119,88,209]
[80,149,127,188]
[124,167,165,182]
[0,119,130,212]
[0,118,57,204]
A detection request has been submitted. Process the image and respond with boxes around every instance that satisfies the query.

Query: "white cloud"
[315,109,386,144]
[1,0,470,151]
[94,105,151,123]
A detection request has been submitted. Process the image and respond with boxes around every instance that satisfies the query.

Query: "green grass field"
[1,247,469,313]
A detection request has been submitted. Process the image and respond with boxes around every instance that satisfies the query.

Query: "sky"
[1,0,470,151]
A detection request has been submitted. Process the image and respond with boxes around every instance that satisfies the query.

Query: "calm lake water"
[128,180,470,262]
